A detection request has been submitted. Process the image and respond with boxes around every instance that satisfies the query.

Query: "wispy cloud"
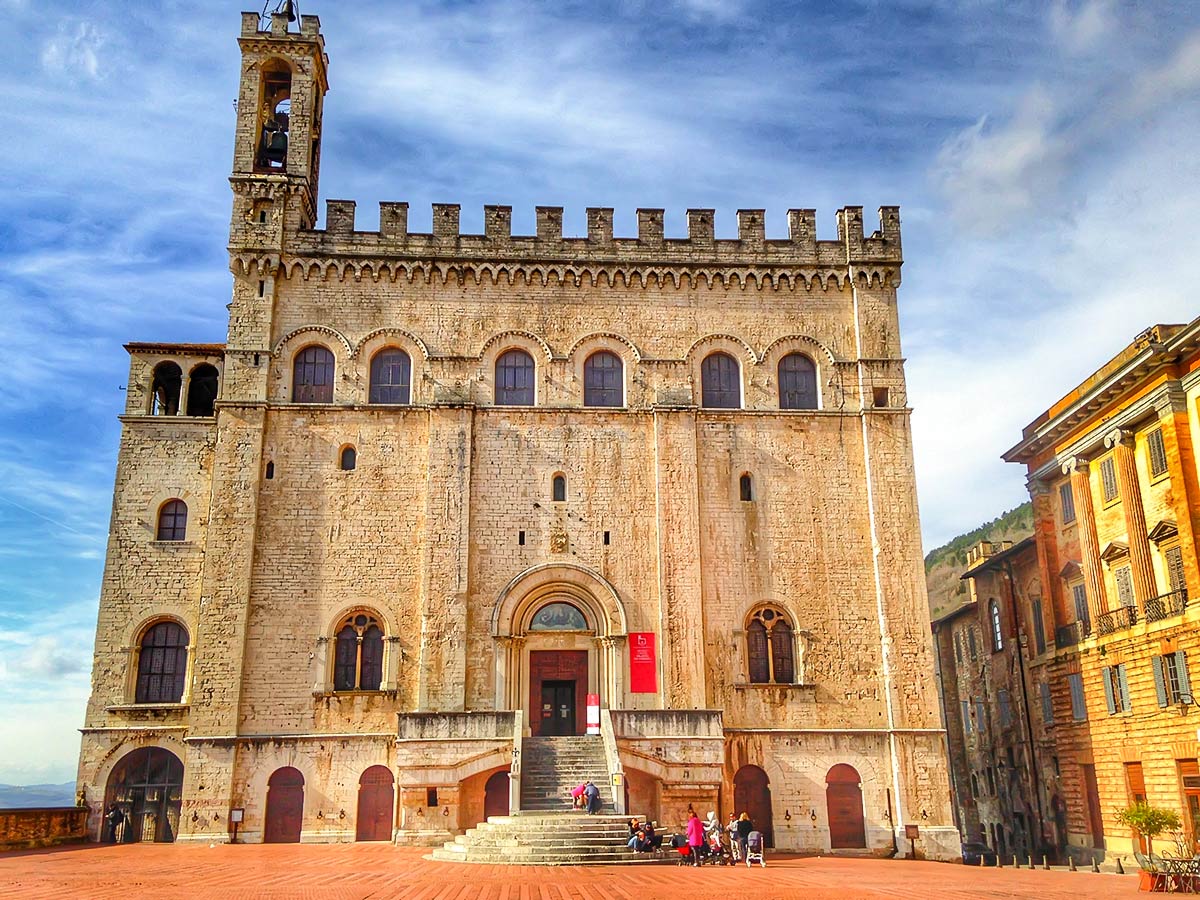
[40,20,107,80]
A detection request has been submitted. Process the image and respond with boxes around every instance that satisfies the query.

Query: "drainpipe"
[1004,556,1047,859]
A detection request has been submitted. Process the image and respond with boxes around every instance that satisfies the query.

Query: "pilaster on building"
[75,9,957,860]
[938,319,1200,866]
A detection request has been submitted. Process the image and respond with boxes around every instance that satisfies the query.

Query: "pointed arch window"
[747,607,795,684]
[150,362,182,416]
[334,612,384,691]
[186,364,220,417]
[293,346,334,403]
[369,348,411,404]
[135,621,189,703]
[778,353,817,410]
[495,349,535,405]
[990,600,1004,652]
[156,499,188,541]
[584,351,623,407]
[701,352,741,408]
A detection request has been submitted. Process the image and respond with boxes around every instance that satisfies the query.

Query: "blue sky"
[1,0,1198,784]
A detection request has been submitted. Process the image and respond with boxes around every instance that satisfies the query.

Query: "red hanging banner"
[629,632,657,693]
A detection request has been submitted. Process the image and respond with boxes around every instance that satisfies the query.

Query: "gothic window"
[185,364,219,416]
[778,353,817,410]
[156,500,188,542]
[369,348,411,404]
[495,349,535,405]
[333,612,384,692]
[340,446,356,471]
[150,362,182,416]
[552,474,566,502]
[529,602,589,631]
[583,351,623,407]
[701,352,741,409]
[292,346,334,403]
[135,621,188,704]
[740,473,753,502]
[746,607,795,684]
[989,600,1003,652]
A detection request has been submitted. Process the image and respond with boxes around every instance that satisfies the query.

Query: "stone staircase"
[520,736,611,811]
[429,813,662,865]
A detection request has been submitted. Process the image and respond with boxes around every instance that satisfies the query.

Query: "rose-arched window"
[701,352,741,409]
[747,607,794,684]
[334,612,384,691]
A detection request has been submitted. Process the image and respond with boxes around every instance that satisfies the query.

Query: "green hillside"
[925,502,1034,620]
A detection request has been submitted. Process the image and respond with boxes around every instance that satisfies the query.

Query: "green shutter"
[1154,657,1169,707]
[1103,668,1116,715]
[1117,664,1130,712]
[1177,651,1192,702]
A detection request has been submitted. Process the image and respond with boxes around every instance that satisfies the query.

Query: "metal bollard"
[1042,855,1050,870]
[1013,855,1020,868]
[1116,857,1125,875]
[1091,858,1100,873]
[1068,857,1077,871]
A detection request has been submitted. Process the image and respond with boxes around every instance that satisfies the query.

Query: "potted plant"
[1115,803,1183,890]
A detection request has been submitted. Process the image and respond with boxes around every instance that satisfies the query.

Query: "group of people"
[625,817,662,852]
[569,780,602,813]
[684,809,757,866]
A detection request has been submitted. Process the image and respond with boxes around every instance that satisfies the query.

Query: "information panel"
[629,632,658,693]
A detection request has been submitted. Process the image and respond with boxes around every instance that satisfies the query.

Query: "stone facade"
[1003,319,1200,864]
[75,10,956,859]
[0,808,88,852]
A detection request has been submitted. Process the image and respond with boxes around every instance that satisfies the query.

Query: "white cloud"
[40,20,106,80]
[1049,0,1115,53]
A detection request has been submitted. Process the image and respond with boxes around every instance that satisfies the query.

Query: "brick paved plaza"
[0,844,1137,899]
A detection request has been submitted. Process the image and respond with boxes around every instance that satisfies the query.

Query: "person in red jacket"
[686,811,706,866]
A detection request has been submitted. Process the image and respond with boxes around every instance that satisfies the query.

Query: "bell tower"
[230,9,328,244]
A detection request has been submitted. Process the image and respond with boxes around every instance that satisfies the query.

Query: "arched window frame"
[739,473,754,502]
[156,499,188,542]
[185,362,221,417]
[494,348,536,406]
[778,352,819,410]
[552,473,566,502]
[368,347,412,405]
[149,361,183,416]
[746,606,796,684]
[292,344,335,404]
[583,350,624,407]
[700,352,742,409]
[990,600,1004,652]
[331,611,386,692]
[133,619,190,704]
[340,445,357,471]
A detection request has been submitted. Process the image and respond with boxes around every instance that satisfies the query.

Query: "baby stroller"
[707,830,734,865]
[670,833,693,866]
[745,830,766,867]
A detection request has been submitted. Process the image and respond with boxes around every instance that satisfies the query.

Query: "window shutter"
[1148,428,1168,477]
[1166,546,1187,595]
[1069,673,1087,721]
[1117,664,1130,712]
[1100,457,1118,502]
[747,620,769,683]
[1153,656,1169,707]
[976,700,987,732]
[1177,651,1192,703]
[334,626,358,691]
[1032,598,1046,655]
[1115,568,1135,608]
[359,625,383,691]
[1059,482,1076,524]
[1040,682,1054,724]
[1103,668,1116,715]
[961,700,972,734]
[770,620,795,683]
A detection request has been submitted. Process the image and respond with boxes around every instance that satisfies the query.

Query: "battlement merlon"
[241,11,324,42]
[272,203,902,267]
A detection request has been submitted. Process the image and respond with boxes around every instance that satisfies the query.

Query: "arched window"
[747,607,794,684]
[369,348,411,404]
[185,364,220,416]
[495,349,535,405]
[334,612,384,691]
[778,353,817,410]
[583,351,623,407]
[135,621,189,703]
[150,362,182,416]
[701,352,740,408]
[340,446,356,471]
[990,600,1004,652]
[156,499,187,541]
[553,474,566,502]
[740,473,753,502]
[256,61,292,171]
[292,346,334,403]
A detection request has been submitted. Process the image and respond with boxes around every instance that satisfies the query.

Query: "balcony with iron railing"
[1144,588,1189,623]
[1055,620,1089,648]
[1097,604,1138,636]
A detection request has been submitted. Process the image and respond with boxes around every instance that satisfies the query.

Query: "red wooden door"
[826,764,866,849]
[356,766,394,842]
[264,767,304,843]
[484,770,510,820]
[733,765,774,848]
[529,651,588,736]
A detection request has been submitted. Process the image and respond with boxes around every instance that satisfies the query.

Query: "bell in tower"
[256,63,291,170]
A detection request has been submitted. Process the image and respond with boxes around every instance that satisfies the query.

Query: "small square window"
[873,387,890,408]
[426,788,438,807]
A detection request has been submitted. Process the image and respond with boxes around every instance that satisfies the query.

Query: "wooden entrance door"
[356,766,394,842]
[1081,763,1105,849]
[484,770,510,820]
[733,764,774,848]
[264,767,304,843]
[529,650,588,736]
[826,764,867,849]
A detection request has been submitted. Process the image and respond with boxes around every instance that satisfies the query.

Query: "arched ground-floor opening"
[356,766,394,842]
[624,767,662,824]
[104,746,183,843]
[264,767,304,844]
[826,763,866,849]
[733,764,774,848]
[484,770,510,820]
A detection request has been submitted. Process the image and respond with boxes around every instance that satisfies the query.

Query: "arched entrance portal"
[356,766,394,842]
[826,764,867,849]
[733,765,774,848]
[484,770,510,820]
[264,767,304,843]
[491,564,629,734]
[104,746,183,842]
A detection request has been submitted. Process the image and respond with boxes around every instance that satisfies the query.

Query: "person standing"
[727,813,741,861]
[736,812,754,862]
[686,810,705,866]
[104,804,124,843]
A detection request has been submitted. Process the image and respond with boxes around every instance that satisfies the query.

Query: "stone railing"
[600,709,626,815]
[1145,589,1189,623]
[397,711,516,740]
[509,710,523,815]
[1097,605,1138,636]
[0,807,88,851]
[608,709,724,738]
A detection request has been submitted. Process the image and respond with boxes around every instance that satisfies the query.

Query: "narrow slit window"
[518,530,526,546]
[552,474,566,502]
[739,473,753,502]
[603,531,610,546]
[265,461,275,480]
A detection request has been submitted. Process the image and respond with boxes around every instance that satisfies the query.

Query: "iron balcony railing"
[1144,588,1189,623]
[1055,621,1088,648]
[1097,605,1138,635]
